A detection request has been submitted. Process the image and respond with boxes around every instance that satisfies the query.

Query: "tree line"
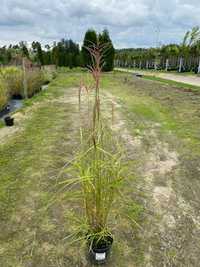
[0,29,115,71]
[115,26,200,73]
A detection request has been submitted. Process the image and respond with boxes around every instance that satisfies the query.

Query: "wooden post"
[198,58,200,73]
[179,57,183,73]
[154,60,157,70]
[165,59,169,71]
[22,58,28,99]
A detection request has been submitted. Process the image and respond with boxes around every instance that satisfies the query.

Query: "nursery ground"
[0,69,200,267]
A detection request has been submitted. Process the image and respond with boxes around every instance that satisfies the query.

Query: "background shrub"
[0,65,56,112]
[26,70,45,98]
[0,79,8,111]
[0,67,23,97]
[42,65,57,83]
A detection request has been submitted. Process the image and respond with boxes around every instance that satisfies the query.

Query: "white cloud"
[0,0,200,48]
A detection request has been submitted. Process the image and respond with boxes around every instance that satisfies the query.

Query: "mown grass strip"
[142,75,200,92]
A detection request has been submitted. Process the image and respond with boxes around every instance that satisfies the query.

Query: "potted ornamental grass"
[80,41,123,264]
[61,41,123,264]
[63,129,123,264]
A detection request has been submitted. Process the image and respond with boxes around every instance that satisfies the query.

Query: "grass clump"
[0,79,8,111]
[59,43,126,254]
[0,67,23,97]
[75,128,123,241]
[26,70,45,97]
[42,65,57,83]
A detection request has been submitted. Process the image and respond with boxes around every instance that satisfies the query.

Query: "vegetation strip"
[115,68,200,92]
[142,75,200,92]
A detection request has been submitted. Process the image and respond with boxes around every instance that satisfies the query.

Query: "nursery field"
[1,69,200,266]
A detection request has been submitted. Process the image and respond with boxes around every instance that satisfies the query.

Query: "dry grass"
[26,70,45,97]
[0,67,23,97]
[0,79,8,110]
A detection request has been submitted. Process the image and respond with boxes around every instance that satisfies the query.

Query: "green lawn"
[1,69,200,266]
[143,75,200,92]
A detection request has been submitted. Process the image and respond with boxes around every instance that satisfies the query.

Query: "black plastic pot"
[88,236,113,265]
[136,73,143,78]
[4,116,14,126]
[43,80,50,85]
[12,94,23,100]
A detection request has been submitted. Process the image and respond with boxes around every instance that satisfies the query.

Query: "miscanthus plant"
[61,41,124,246]
[76,126,123,243]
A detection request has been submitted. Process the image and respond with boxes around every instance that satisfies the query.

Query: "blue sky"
[1,0,200,48]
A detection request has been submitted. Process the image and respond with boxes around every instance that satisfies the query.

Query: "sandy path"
[116,68,200,87]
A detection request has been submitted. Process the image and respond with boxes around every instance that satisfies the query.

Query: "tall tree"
[43,44,52,65]
[99,29,115,71]
[82,29,97,67]
[182,26,200,72]
[19,41,29,58]
[32,41,44,65]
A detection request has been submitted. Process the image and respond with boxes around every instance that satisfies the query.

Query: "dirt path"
[116,68,200,87]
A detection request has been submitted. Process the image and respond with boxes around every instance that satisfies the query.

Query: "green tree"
[51,39,80,68]
[19,41,29,58]
[32,41,44,65]
[43,44,52,65]
[82,29,98,67]
[99,29,115,71]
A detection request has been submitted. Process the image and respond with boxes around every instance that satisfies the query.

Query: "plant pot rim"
[87,234,113,253]
[5,116,13,120]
